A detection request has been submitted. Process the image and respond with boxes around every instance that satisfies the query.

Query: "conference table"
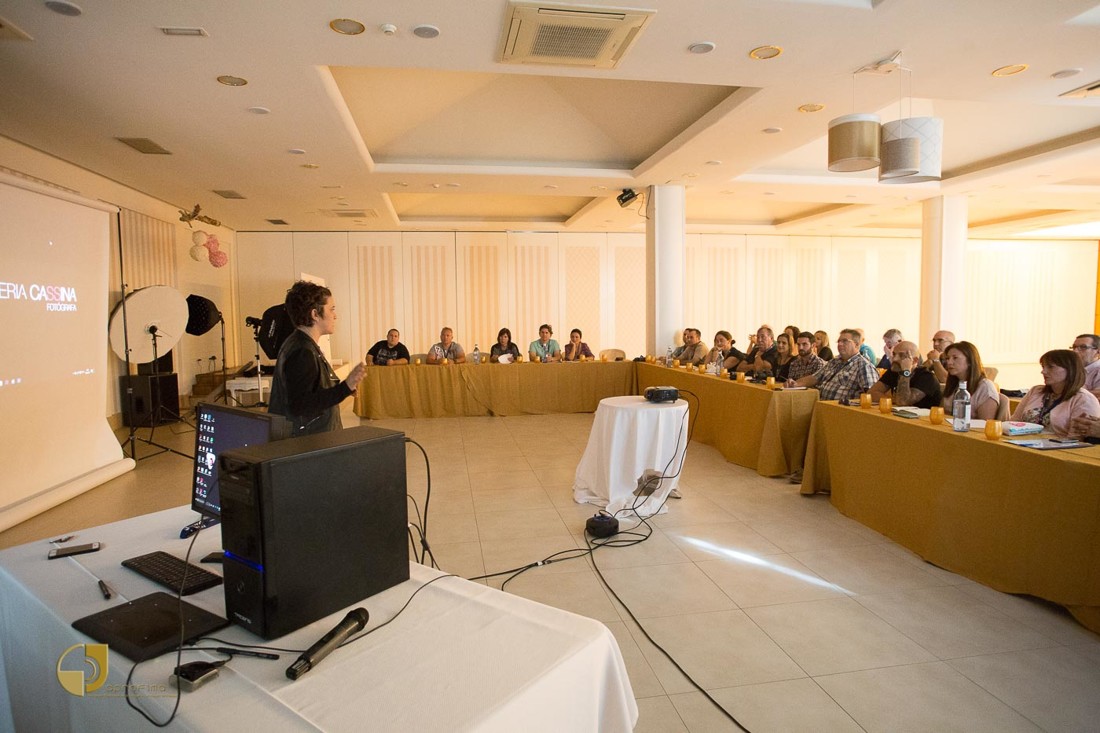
[573,396,689,517]
[800,401,1100,634]
[635,363,819,476]
[0,506,637,733]
[353,360,636,418]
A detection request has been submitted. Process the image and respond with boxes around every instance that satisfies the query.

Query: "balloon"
[189,244,207,261]
[191,230,208,246]
[204,234,221,252]
[209,250,229,268]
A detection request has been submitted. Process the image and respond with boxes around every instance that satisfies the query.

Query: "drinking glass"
[984,420,1003,440]
[859,393,872,409]
[929,406,945,424]
[878,396,892,413]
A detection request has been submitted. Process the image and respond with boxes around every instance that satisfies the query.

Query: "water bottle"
[472,344,480,365]
[952,380,971,432]
[666,346,673,366]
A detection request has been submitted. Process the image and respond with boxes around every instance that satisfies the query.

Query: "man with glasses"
[1073,333,1100,399]
[787,328,878,401]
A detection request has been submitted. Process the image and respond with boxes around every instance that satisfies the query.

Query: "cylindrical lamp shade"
[879,116,943,184]
[879,136,920,180]
[828,114,881,172]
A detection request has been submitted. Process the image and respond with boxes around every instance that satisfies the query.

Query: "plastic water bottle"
[666,346,673,366]
[472,344,480,365]
[952,380,971,432]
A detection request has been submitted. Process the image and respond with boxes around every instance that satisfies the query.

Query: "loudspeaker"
[218,426,409,639]
[119,374,180,427]
[136,351,173,376]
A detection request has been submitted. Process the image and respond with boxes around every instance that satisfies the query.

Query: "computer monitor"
[190,402,290,519]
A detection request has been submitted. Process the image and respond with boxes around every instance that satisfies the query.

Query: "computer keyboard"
[121,551,223,596]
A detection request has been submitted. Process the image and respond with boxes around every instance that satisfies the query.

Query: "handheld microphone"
[285,608,369,680]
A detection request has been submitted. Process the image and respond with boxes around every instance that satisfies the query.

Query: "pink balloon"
[209,250,229,268]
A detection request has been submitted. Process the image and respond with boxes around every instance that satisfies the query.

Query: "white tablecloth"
[573,395,689,517]
[225,376,271,403]
[0,506,637,733]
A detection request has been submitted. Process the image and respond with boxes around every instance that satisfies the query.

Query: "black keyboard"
[121,551,223,596]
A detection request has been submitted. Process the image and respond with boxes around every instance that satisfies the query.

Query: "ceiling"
[2,0,1100,238]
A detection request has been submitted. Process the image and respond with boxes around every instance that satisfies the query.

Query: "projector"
[616,188,639,208]
[644,386,679,403]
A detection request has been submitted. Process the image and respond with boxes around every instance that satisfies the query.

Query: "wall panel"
[509,232,559,348]
[352,232,403,361]
[456,232,508,355]
[609,233,646,357]
[560,232,604,351]
[403,232,456,354]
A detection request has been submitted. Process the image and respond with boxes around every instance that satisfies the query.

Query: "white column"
[645,185,686,356]
[919,195,967,342]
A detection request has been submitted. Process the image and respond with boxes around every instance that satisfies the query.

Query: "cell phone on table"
[48,542,101,559]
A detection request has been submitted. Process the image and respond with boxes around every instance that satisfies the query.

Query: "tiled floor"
[4,406,1100,732]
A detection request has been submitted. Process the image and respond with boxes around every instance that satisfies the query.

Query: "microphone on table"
[285,607,369,680]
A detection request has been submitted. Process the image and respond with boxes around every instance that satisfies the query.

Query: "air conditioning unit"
[499,2,655,69]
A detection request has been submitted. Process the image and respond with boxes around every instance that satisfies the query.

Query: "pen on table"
[51,535,75,544]
[98,579,112,600]
[216,647,279,660]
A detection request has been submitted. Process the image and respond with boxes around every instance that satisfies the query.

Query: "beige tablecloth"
[801,400,1100,634]
[635,363,818,476]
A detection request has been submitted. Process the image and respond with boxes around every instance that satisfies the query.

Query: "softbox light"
[258,303,294,359]
[185,294,222,336]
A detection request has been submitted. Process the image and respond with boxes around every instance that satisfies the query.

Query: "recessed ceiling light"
[749,45,782,60]
[798,104,824,113]
[217,75,248,87]
[683,172,698,179]
[301,163,320,169]
[720,189,735,195]
[762,127,783,134]
[763,191,775,196]
[431,183,442,189]
[247,106,270,115]
[394,182,409,187]
[329,18,366,35]
[992,64,1028,77]
[705,160,721,166]
[688,42,716,55]
[412,24,440,39]
[445,183,461,188]
[1051,68,1082,79]
[158,26,208,37]
[544,184,559,189]
[44,1,82,17]
[288,148,306,155]
[592,185,608,191]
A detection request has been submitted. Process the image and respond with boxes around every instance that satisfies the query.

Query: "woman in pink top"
[1012,349,1100,436]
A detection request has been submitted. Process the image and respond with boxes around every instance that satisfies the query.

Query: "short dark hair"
[688,328,702,338]
[798,331,815,342]
[1077,333,1100,349]
[284,281,331,327]
[539,324,553,334]
[570,328,582,337]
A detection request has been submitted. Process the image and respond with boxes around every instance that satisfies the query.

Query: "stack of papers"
[1002,421,1044,436]
[1007,438,1091,450]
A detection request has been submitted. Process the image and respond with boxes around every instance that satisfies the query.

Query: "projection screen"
[0,173,134,532]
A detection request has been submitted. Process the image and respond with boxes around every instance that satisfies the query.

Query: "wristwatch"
[901,369,911,378]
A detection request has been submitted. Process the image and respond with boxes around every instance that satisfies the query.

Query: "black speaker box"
[137,351,173,376]
[119,374,180,427]
[218,426,409,639]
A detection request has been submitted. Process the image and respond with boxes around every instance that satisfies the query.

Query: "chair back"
[408,353,429,364]
[599,348,626,361]
[996,393,1011,421]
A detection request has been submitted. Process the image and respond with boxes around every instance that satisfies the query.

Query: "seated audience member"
[670,327,708,366]
[529,324,562,362]
[490,327,521,363]
[563,328,595,361]
[1072,333,1100,399]
[366,328,410,366]
[923,330,955,383]
[868,340,943,408]
[1012,349,1100,436]
[704,330,743,372]
[1069,414,1100,443]
[855,328,877,365]
[814,330,834,362]
[788,328,878,401]
[736,326,779,376]
[783,325,801,350]
[879,328,902,370]
[427,327,466,364]
[941,341,998,419]
[774,333,795,381]
[788,332,826,381]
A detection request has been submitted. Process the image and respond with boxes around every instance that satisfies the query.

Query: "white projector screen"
[0,175,133,532]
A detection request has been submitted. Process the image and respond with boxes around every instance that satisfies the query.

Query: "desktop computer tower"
[218,426,409,639]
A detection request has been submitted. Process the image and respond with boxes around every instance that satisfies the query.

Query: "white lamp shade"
[828,113,881,172]
[879,117,943,184]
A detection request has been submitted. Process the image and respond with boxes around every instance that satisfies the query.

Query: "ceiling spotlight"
[288,148,306,155]
[329,18,366,35]
[301,163,320,169]
[412,24,440,39]
[798,103,824,113]
[705,160,722,166]
[217,75,248,87]
[992,64,1028,77]
[749,45,782,60]
[544,184,559,189]
[616,188,639,208]
[762,127,783,134]
[247,106,270,115]
[688,42,716,55]
[44,1,82,16]
[1051,68,1082,80]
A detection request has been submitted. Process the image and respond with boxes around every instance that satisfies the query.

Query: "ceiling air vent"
[1059,79,1100,99]
[115,137,172,154]
[212,189,246,199]
[266,219,289,226]
[499,2,655,69]
[320,209,379,219]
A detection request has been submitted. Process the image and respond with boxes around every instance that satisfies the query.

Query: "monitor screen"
[191,403,290,517]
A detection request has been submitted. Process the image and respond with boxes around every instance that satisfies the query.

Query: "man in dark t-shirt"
[367,328,411,366]
[868,340,942,408]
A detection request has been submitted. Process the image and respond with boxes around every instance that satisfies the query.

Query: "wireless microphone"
[285,607,369,680]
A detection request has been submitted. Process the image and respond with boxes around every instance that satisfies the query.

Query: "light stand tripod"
[137,325,190,459]
[246,318,269,407]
